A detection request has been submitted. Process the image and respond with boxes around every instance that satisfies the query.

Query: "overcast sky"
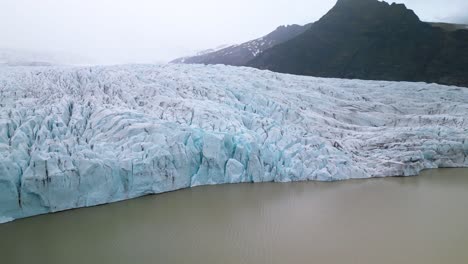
[1,0,467,64]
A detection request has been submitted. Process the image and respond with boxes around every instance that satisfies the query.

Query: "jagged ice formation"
[0,64,467,222]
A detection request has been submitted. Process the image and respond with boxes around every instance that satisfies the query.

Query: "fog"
[1,0,467,64]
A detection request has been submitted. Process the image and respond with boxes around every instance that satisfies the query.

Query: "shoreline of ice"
[0,216,14,224]
[1,64,467,222]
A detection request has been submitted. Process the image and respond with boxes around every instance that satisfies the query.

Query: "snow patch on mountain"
[195,44,232,56]
[177,44,233,63]
[171,24,312,66]
[0,64,467,222]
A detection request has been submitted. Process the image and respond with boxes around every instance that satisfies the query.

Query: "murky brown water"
[1,169,467,264]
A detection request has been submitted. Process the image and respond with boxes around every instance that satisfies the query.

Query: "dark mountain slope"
[249,0,468,87]
[171,24,312,66]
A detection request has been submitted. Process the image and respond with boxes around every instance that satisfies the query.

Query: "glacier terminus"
[0,64,467,222]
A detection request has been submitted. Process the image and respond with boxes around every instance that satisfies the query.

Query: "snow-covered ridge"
[171,24,311,66]
[0,64,467,222]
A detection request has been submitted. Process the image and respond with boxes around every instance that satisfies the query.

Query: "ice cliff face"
[0,64,467,222]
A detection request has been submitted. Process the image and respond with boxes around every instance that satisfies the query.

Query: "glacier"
[0,64,467,221]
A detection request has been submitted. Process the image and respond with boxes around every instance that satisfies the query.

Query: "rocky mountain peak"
[319,0,421,30]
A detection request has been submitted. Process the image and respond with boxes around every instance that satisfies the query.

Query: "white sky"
[1,0,467,64]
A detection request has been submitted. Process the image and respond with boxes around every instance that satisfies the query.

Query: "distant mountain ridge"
[429,22,468,32]
[0,49,57,66]
[173,0,468,87]
[0,48,91,66]
[194,44,232,56]
[171,24,312,66]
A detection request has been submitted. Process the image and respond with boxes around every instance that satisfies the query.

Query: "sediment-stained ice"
[0,64,467,221]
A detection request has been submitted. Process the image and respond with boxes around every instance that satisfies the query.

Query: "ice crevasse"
[0,64,467,222]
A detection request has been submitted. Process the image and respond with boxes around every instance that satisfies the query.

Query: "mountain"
[175,44,231,62]
[171,24,311,66]
[0,48,91,66]
[0,49,57,66]
[1,64,467,222]
[249,0,468,87]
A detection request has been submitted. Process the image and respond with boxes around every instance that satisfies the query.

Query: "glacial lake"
[1,169,467,264]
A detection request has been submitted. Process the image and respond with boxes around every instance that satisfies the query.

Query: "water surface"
[1,169,467,264]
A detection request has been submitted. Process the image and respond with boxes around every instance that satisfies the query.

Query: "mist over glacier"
[0,64,467,222]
